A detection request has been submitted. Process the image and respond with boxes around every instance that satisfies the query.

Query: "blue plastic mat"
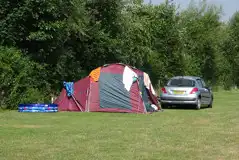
[18,104,58,112]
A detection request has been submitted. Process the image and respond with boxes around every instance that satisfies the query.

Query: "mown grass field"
[0,91,239,160]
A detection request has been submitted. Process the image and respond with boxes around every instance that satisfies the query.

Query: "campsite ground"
[0,91,239,160]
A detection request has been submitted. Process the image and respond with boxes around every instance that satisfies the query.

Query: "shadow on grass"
[162,105,210,110]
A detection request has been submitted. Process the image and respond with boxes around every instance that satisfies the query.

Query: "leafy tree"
[0,46,50,109]
[222,11,239,87]
[177,0,222,85]
[0,0,239,109]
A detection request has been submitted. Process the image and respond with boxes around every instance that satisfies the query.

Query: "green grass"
[0,91,239,160]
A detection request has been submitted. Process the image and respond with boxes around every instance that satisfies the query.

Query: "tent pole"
[86,88,89,112]
[72,95,83,112]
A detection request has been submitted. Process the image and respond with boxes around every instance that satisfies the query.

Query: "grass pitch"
[0,91,238,160]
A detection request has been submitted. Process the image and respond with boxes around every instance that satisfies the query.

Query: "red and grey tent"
[54,63,162,113]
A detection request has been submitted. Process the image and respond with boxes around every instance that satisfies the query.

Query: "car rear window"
[168,78,195,87]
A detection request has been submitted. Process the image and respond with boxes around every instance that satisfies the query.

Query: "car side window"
[196,79,203,88]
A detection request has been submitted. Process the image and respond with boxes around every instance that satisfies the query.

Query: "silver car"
[160,76,213,109]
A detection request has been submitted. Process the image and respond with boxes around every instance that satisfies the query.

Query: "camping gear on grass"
[18,104,58,112]
[54,63,161,113]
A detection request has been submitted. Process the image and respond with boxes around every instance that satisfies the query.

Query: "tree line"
[1,0,239,109]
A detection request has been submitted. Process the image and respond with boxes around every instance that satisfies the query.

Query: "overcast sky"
[144,0,239,21]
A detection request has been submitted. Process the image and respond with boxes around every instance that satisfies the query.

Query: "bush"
[0,46,50,109]
[18,88,50,104]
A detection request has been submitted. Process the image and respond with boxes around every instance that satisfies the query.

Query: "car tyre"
[196,98,201,110]
[161,104,168,109]
[208,96,213,108]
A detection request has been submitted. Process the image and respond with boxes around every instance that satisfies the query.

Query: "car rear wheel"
[196,98,201,110]
[208,96,213,108]
[161,104,168,109]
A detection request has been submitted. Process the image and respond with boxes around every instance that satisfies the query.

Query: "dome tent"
[54,63,161,113]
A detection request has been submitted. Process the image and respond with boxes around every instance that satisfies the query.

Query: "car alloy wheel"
[196,98,201,110]
[208,96,213,108]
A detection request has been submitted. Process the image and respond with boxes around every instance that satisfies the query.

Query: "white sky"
[144,0,239,21]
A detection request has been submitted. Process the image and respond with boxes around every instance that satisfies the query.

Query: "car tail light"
[161,87,167,93]
[190,88,198,94]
